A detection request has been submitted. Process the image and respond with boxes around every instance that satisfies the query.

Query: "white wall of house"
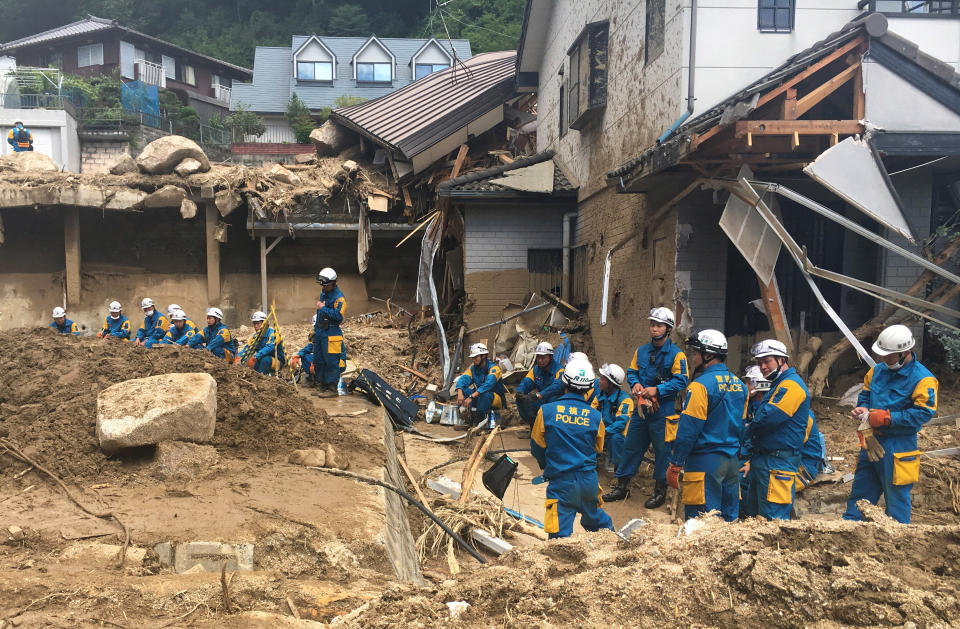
[248,115,298,143]
[355,40,393,64]
[295,38,336,74]
[413,41,451,66]
[0,108,80,171]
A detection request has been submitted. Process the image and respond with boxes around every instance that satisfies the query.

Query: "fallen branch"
[155,603,206,629]
[220,562,233,614]
[397,364,431,382]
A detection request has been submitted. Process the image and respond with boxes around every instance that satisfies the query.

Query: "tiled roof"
[438,150,578,196]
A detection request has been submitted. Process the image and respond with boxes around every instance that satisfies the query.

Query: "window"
[871,0,958,15]
[528,249,563,297]
[176,63,196,85]
[357,62,391,82]
[77,43,104,68]
[162,55,176,79]
[645,0,665,64]
[758,0,795,32]
[297,61,334,81]
[565,21,608,131]
[558,71,566,138]
[414,63,449,80]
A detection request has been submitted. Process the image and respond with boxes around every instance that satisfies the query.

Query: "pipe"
[656,0,697,146]
[561,211,578,302]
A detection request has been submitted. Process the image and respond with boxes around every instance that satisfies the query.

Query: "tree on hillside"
[327,4,371,36]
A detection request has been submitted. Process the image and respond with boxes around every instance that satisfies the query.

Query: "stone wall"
[80,139,130,173]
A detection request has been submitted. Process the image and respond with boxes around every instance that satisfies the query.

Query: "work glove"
[291,356,301,369]
[246,356,256,368]
[96,331,104,339]
[309,363,315,375]
[666,463,682,490]
[867,408,891,428]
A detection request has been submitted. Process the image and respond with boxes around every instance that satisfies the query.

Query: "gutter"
[656,0,697,146]
[562,211,578,302]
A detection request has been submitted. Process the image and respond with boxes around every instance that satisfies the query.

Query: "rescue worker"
[188,307,238,361]
[97,301,131,340]
[166,303,183,319]
[515,342,564,426]
[49,306,79,335]
[530,355,614,538]
[739,365,770,516]
[313,267,347,393]
[7,121,33,152]
[604,307,689,509]
[243,311,285,375]
[741,339,810,520]
[159,309,196,345]
[290,315,317,380]
[594,363,634,473]
[135,298,169,348]
[843,324,937,524]
[456,342,507,424]
[796,411,826,492]
[666,329,746,522]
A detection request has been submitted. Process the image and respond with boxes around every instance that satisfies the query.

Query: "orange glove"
[868,408,891,428]
[666,463,682,490]
[246,356,256,368]
[96,331,104,338]
[291,356,301,369]
[309,362,315,375]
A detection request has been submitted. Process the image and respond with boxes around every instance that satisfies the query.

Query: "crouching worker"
[456,343,507,425]
[667,330,747,522]
[50,306,80,335]
[188,307,238,361]
[515,342,564,426]
[97,301,131,340]
[595,363,633,472]
[843,325,937,524]
[291,315,317,379]
[160,309,196,345]
[243,311,285,375]
[135,297,169,348]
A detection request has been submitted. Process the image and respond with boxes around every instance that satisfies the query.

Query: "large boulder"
[107,154,138,175]
[97,373,217,451]
[174,158,203,177]
[0,151,59,172]
[309,120,353,156]
[152,441,219,480]
[215,188,242,217]
[266,163,301,186]
[136,135,210,175]
[143,184,187,209]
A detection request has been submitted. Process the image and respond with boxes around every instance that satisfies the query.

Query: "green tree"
[285,93,315,144]
[225,104,267,139]
[327,4,370,36]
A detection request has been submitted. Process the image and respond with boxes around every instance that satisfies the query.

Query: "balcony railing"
[213,84,231,104]
[0,93,67,110]
[135,59,166,87]
[859,0,960,16]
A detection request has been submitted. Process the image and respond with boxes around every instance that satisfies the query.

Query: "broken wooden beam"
[795,62,860,117]
[734,120,863,138]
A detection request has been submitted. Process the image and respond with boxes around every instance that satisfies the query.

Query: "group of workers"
[48,267,349,389]
[455,307,938,538]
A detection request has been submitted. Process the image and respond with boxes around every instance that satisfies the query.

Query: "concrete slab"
[171,541,254,573]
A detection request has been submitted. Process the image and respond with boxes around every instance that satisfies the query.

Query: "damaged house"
[517,0,960,389]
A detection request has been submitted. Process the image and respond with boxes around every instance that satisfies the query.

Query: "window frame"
[860,0,960,16]
[565,20,608,131]
[356,61,392,83]
[757,0,796,33]
[77,43,104,68]
[414,63,449,80]
[177,63,196,86]
[645,0,665,65]
[297,60,334,82]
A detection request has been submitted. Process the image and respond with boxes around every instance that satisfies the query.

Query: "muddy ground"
[2,324,960,628]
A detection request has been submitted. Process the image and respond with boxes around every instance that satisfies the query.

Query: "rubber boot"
[603,477,631,502]
[644,481,668,509]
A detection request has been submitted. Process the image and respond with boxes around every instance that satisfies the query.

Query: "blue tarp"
[120,80,159,121]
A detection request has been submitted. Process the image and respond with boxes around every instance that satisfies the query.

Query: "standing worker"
[188,307,238,361]
[456,343,507,424]
[515,342,564,426]
[843,325,937,523]
[134,298,169,348]
[159,309,196,345]
[313,268,347,394]
[530,355,614,538]
[604,307,689,509]
[594,363,634,473]
[742,339,810,520]
[7,121,33,152]
[97,301,131,341]
[666,330,746,521]
[243,311,285,375]
[49,306,80,335]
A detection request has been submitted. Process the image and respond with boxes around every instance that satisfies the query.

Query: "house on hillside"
[517,0,960,381]
[231,35,471,144]
[0,16,252,122]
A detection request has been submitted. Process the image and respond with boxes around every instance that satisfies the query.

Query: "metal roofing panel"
[231,47,291,112]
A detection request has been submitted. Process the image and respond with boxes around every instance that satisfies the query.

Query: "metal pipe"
[561,211,578,302]
[656,0,697,145]
[465,302,552,334]
[260,236,267,311]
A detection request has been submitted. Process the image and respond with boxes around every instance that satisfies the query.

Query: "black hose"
[307,466,487,565]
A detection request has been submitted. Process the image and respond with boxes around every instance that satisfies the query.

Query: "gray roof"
[330,51,516,159]
[438,150,577,197]
[231,35,472,113]
[0,15,252,76]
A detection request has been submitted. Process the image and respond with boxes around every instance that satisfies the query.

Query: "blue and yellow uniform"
[796,412,825,491]
[531,392,614,538]
[737,397,764,516]
[515,359,564,424]
[136,310,169,348]
[50,318,80,335]
[843,355,937,523]
[455,359,507,417]
[295,341,315,375]
[595,385,634,470]
[743,367,810,520]
[7,126,32,151]
[313,287,347,386]
[670,364,747,521]
[159,319,198,345]
[247,325,285,375]
[188,321,238,361]
[98,315,131,340]
[618,339,689,483]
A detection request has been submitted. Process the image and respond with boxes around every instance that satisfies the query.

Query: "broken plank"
[734,120,863,138]
[497,154,514,165]
[397,364,431,382]
[449,144,469,179]
[402,187,413,208]
[471,528,513,556]
[795,62,860,117]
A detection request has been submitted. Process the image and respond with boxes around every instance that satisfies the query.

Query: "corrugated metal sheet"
[331,51,516,159]
[230,35,471,114]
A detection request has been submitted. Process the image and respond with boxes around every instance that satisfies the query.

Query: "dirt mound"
[0,328,344,482]
[346,517,960,628]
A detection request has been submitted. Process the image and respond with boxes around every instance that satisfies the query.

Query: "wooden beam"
[781,88,798,120]
[746,132,753,148]
[795,62,860,117]
[205,202,221,302]
[734,120,863,138]
[852,65,865,120]
[63,207,81,307]
[830,132,839,146]
[449,144,469,179]
[758,275,793,352]
[791,131,800,151]
[756,36,865,108]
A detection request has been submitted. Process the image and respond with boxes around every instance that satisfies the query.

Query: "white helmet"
[687,329,728,356]
[468,342,489,358]
[52,306,66,318]
[743,365,764,383]
[562,356,596,391]
[751,339,789,360]
[873,324,915,356]
[533,341,554,357]
[316,267,337,284]
[598,363,626,388]
[567,351,588,365]
[206,307,223,320]
[170,309,187,321]
[167,303,182,317]
[108,301,122,313]
[251,311,267,322]
[649,307,675,327]
[141,298,154,309]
